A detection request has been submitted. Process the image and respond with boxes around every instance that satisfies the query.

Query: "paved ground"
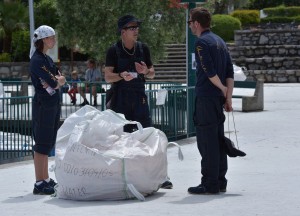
[1,83,300,216]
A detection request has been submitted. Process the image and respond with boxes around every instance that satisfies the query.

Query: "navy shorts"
[32,93,61,155]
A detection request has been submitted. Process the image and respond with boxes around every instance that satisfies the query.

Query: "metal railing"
[0,96,33,163]
[0,81,195,164]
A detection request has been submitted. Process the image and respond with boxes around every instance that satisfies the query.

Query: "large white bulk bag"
[54,106,181,201]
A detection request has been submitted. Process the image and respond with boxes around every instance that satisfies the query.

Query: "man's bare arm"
[104,66,123,83]
[209,75,227,97]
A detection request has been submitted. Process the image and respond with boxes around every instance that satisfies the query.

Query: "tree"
[0,0,28,53]
[56,0,186,63]
[202,0,250,14]
[34,0,59,28]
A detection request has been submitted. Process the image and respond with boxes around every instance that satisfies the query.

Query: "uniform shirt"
[195,30,234,97]
[105,40,152,72]
[105,41,152,88]
[30,50,59,95]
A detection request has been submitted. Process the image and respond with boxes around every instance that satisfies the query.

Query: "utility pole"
[28,0,35,42]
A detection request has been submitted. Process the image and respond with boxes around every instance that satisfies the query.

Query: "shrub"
[211,15,241,42]
[261,15,300,23]
[231,10,260,26]
[0,53,11,62]
[263,5,300,17]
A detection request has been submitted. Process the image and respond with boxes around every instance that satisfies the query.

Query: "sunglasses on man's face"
[123,26,139,31]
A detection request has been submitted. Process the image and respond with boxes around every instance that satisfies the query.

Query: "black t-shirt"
[105,40,153,73]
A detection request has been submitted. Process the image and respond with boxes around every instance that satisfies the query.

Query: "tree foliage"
[34,0,59,28]
[11,30,30,61]
[0,0,28,53]
[201,0,249,14]
[56,0,186,63]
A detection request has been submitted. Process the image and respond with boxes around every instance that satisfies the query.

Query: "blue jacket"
[30,50,59,95]
[194,30,234,97]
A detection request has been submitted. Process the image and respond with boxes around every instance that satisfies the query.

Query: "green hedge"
[211,15,241,42]
[261,15,300,23]
[263,5,300,17]
[231,10,260,26]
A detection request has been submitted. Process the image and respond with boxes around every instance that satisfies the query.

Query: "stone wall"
[0,62,30,79]
[232,28,300,82]
[230,45,300,58]
[234,29,300,46]
[0,61,103,80]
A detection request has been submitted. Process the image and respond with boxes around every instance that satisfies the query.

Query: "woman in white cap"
[29,25,66,195]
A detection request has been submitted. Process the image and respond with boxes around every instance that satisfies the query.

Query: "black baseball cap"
[118,15,142,32]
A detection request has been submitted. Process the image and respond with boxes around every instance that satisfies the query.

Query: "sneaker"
[33,181,55,195]
[219,181,227,192]
[48,178,57,187]
[188,184,219,195]
[80,100,89,106]
[161,180,173,189]
[220,187,227,193]
[219,183,227,192]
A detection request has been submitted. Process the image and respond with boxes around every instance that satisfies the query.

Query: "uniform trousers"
[194,96,228,192]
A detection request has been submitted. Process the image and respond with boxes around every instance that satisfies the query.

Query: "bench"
[233,80,264,112]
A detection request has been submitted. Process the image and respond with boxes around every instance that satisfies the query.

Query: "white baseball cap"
[29,25,55,58]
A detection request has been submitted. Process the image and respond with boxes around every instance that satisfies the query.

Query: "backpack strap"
[114,41,143,59]
[136,41,143,59]
[114,43,121,59]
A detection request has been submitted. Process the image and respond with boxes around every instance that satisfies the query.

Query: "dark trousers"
[194,96,228,192]
[113,88,151,132]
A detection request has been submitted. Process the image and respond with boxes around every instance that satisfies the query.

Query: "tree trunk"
[3,33,12,53]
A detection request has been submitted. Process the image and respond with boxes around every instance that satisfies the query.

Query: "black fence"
[0,81,195,164]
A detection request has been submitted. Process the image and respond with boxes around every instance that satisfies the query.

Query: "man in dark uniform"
[104,14,173,189]
[187,8,234,194]
[105,15,154,129]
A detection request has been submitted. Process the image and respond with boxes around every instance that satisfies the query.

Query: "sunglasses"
[187,20,194,25]
[123,26,139,31]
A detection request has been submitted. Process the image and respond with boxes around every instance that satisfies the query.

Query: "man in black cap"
[104,14,173,189]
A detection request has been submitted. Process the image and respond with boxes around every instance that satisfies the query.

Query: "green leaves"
[0,0,28,53]
[56,0,186,63]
